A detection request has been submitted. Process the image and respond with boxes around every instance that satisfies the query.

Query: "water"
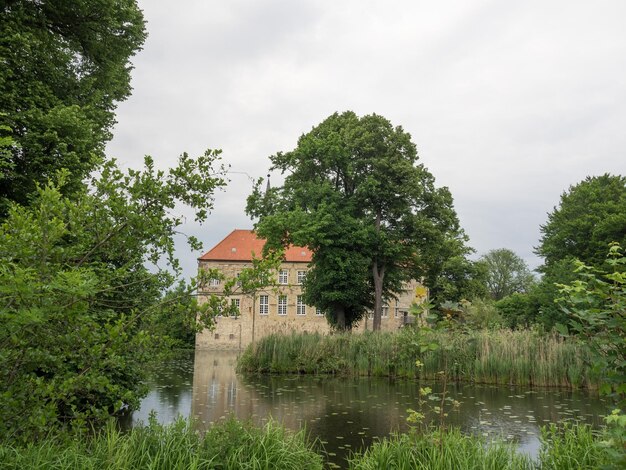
[128,350,609,467]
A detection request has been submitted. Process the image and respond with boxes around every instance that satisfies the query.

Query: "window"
[296,295,306,315]
[278,295,287,315]
[231,298,240,316]
[214,333,220,339]
[278,269,288,284]
[236,273,242,287]
[382,302,389,317]
[209,278,220,287]
[259,295,269,315]
[395,307,400,318]
[229,334,235,340]
[316,307,323,316]
[297,270,306,284]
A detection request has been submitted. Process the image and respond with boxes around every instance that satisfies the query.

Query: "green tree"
[432,255,488,304]
[0,150,226,442]
[532,174,625,329]
[536,174,626,271]
[480,248,535,301]
[495,293,534,328]
[0,0,147,211]
[247,111,468,330]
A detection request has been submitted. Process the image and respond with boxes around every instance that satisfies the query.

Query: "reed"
[348,425,612,470]
[237,329,595,389]
[348,428,533,470]
[0,417,324,470]
[539,422,613,469]
[0,418,613,469]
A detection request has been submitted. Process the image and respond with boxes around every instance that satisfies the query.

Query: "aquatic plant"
[238,329,594,389]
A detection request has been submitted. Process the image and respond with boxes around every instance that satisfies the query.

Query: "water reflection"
[132,350,609,467]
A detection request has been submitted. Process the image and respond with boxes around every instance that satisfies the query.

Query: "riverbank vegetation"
[349,424,611,470]
[238,329,593,389]
[0,417,613,470]
[0,417,324,470]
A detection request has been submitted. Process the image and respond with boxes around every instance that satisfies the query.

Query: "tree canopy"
[536,174,626,271]
[480,248,535,300]
[0,151,226,441]
[247,111,469,330]
[0,0,147,211]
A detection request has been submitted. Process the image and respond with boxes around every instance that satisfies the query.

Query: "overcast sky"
[107,0,626,280]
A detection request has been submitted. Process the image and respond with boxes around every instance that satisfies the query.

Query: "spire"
[265,173,271,195]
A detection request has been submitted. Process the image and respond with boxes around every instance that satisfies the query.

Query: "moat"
[125,350,609,467]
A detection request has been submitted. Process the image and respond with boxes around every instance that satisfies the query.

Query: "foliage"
[537,174,626,271]
[495,292,535,328]
[0,151,226,442]
[556,243,626,402]
[461,298,504,329]
[556,243,626,465]
[480,248,535,300]
[431,256,488,307]
[247,111,470,330]
[0,416,324,470]
[0,0,147,211]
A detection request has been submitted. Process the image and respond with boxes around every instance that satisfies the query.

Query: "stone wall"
[195,260,422,350]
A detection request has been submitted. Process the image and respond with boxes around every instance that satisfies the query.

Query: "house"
[195,229,423,349]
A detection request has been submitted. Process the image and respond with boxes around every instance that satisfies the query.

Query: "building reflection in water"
[190,348,608,465]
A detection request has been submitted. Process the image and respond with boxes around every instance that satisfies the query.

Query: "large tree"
[536,174,626,271]
[0,151,226,441]
[247,111,468,330]
[0,0,146,211]
[481,248,535,300]
[529,174,626,329]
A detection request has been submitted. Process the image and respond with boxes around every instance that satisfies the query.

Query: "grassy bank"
[238,329,594,388]
[1,418,613,469]
[0,418,324,470]
[350,424,612,469]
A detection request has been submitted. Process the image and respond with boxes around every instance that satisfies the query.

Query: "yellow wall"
[195,260,421,350]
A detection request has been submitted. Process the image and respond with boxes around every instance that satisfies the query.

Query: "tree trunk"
[372,260,384,331]
[334,304,346,331]
[372,211,384,331]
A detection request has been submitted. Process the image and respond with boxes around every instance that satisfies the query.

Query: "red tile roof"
[198,229,312,263]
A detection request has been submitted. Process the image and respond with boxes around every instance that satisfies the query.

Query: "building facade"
[195,229,423,349]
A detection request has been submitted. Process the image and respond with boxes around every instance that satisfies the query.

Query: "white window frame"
[277,295,287,315]
[297,270,306,284]
[259,295,269,315]
[316,307,323,316]
[231,298,240,316]
[382,302,389,318]
[278,269,288,285]
[209,278,220,287]
[296,295,306,315]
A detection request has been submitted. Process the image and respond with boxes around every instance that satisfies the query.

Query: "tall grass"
[539,423,613,469]
[0,417,324,470]
[348,424,612,470]
[238,329,594,389]
[348,428,532,470]
[0,418,613,469]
